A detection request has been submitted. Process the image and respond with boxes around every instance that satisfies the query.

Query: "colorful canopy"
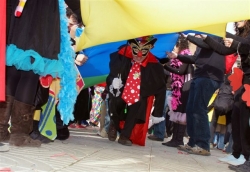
[77,0,250,51]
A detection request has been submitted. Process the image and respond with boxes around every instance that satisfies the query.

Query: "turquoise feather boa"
[57,0,77,124]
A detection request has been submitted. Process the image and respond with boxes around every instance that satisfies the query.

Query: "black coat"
[204,34,250,77]
[107,50,166,123]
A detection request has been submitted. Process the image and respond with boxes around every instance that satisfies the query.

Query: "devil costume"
[0,0,76,147]
[107,37,166,146]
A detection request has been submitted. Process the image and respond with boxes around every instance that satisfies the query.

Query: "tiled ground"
[0,127,232,172]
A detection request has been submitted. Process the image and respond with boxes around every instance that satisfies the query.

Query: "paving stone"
[0,128,232,172]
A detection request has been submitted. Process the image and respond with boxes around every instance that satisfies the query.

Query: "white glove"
[112,77,122,89]
[151,115,165,125]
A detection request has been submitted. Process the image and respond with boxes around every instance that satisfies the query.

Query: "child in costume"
[107,36,166,146]
[161,36,194,147]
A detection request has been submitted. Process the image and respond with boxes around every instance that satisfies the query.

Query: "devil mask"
[128,36,157,59]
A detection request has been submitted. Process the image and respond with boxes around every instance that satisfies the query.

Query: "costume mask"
[128,36,157,59]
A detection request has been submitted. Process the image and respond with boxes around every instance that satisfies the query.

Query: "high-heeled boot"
[162,123,185,147]
[162,122,178,147]
[9,100,41,147]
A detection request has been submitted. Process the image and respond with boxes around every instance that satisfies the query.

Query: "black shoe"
[148,135,164,141]
[30,130,40,140]
[108,120,117,141]
[37,135,53,144]
[162,139,174,146]
[30,130,52,144]
[56,127,70,140]
[118,135,132,146]
[162,140,183,147]
[228,160,250,172]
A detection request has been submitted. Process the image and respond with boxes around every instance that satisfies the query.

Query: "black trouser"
[232,85,250,160]
[109,95,142,138]
[109,95,126,131]
[120,103,141,138]
[6,66,39,105]
[209,109,232,144]
[209,110,219,144]
[73,88,92,123]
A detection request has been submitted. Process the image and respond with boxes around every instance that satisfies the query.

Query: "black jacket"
[106,50,166,123]
[204,34,250,77]
[177,36,225,82]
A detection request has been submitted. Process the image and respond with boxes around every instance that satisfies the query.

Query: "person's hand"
[178,32,187,38]
[200,34,207,39]
[224,38,233,47]
[195,34,202,38]
[75,54,88,66]
[70,25,78,39]
[179,32,197,37]
[166,51,177,59]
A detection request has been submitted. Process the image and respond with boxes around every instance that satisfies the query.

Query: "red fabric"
[0,0,6,101]
[40,75,53,88]
[119,96,154,146]
[96,82,106,87]
[242,84,250,107]
[118,46,158,66]
[225,54,238,74]
[228,68,244,91]
[121,62,141,105]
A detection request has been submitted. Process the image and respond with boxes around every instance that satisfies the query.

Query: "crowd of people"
[0,1,250,172]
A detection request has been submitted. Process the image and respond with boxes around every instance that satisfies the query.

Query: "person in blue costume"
[0,0,76,147]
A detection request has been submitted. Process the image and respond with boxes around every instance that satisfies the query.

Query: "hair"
[66,7,74,18]
[234,20,250,38]
[175,36,189,53]
[70,13,78,24]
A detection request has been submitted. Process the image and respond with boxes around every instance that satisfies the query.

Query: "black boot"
[30,120,40,140]
[118,134,132,146]
[162,122,178,147]
[165,113,173,138]
[162,123,185,147]
[30,120,52,143]
[108,120,117,141]
[56,127,70,140]
[55,104,70,140]
[175,124,185,146]
[0,95,14,142]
